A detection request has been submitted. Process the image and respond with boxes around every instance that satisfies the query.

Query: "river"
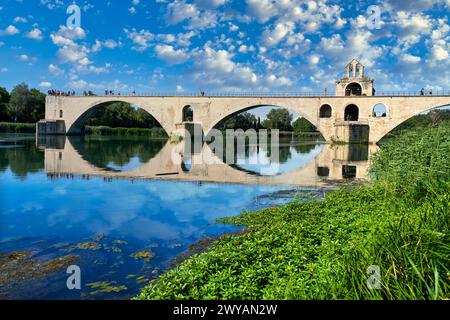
[0,134,375,299]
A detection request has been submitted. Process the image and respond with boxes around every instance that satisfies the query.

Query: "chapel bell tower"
[335,59,375,96]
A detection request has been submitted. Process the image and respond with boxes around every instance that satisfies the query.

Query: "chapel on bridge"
[335,59,375,96]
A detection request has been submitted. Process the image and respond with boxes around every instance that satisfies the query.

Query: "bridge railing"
[49,90,450,98]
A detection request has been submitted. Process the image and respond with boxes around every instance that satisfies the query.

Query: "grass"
[137,124,450,300]
[0,122,36,133]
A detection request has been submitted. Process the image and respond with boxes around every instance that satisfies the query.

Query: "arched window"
[319,104,332,118]
[60,110,63,118]
[344,104,359,121]
[183,105,193,122]
[345,83,362,96]
[342,165,357,179]
[373,103,387,117]
[317,166,330,177]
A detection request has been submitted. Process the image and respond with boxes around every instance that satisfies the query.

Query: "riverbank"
[0,122,36,133]
[84,126,167,138]
[137,124,450,300]
[0,123,168,138]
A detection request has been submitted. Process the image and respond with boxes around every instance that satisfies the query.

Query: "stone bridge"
[38,60,450,144]
[39,94,450,143]
[42,138,379,187]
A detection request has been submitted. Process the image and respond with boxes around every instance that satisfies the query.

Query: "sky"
[0,0,449,95]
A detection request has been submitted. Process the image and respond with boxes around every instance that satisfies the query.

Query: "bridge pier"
[37,119,67,135]
[332,123,370,143]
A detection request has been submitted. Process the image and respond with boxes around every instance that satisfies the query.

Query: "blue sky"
[0,0,449,94]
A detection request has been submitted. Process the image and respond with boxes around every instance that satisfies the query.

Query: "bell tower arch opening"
[345,83,362,96]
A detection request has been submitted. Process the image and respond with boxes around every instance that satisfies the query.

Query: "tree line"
[217,108,318,133]
[0,83,46,123]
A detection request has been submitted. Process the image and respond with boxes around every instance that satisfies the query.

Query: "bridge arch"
[344,104,359,121]
[182,105,194,122]
[319,104,332,118]
[373,103,450,142]
[205,103,321,138]
[66,99,171,136]
[373,103,388,117]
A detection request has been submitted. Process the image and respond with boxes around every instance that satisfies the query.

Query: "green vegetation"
[69,136,167,170]
[86,102,163,130]
[262,108,293,132]
[137,124,450,300]
[386,109,450,138]
[217,112,261,131]
[0,83,45,123]
[0,138,44,178]
[85,125,167,138]
[0,122,36,133]
[292,117,317,133]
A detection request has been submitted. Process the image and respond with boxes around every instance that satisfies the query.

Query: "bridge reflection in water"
[38,136,379,187]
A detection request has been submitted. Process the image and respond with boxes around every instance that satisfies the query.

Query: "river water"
[0,134,373,299]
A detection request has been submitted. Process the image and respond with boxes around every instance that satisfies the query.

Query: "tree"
[0,87,10,122]
[87,102,162,128]
[218,112,257,131]
[292,117,317,133]
[262,108,293,131]
[29,89,46,122]
[8,83,32,122]
[7,83,46,123]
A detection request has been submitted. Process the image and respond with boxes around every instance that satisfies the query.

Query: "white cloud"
[309,54,320,65]
[39,81,52,88]
[165,0,217,29]
[18,54,36,62]
[124,28,154,51]
[431,45,449,61]
[394,12,432,47]
[401,53,421,63]
[246,0,277,23]
[262,22,294,47]
[48,64,64,75]
[155,45,189,65]
[26,28,43,41]
[0,25,20,36]
[14,17,27,23]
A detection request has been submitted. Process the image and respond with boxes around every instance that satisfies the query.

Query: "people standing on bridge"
[420,88,425,96]
[324,88,328,96]
[429,89,433,95]
[105,90,108,96]
[132,90,136,96]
